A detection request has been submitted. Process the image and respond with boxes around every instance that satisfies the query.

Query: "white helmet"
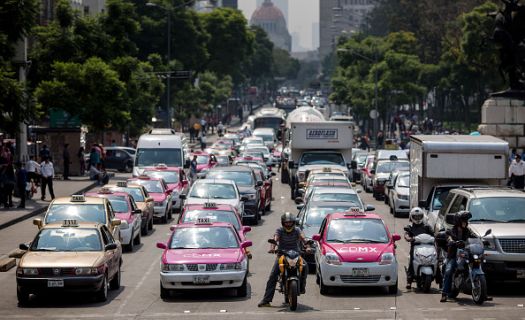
[409,207,425,225]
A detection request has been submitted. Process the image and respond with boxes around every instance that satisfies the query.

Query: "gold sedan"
[16,220,122,305]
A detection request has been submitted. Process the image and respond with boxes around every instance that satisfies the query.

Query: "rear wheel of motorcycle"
[472,275,487,305]
[422,274,432,293]
[288,280,298,311]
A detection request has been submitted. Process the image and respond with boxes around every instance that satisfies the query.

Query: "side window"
[318,217,328,237]
[106,202,115,219]
[129,198,137,211]
[102,226,115,244]
[449,194,467,214]
[438,192,456,217]
[100,226,111,245]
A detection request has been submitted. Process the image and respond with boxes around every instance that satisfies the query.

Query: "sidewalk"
[0,176,101,231]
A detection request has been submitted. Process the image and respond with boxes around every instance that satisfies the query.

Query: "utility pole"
[14,37,29,163]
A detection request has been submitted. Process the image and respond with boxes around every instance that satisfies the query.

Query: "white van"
[133,131,189,176]
[252,128,276,151]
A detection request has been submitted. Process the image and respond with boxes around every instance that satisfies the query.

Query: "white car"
[181,179,245,216]
[388,171,410,217]
[245,146,273,166]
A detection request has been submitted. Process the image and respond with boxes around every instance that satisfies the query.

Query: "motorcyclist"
[440,210,473,302]
[258,212,311,307]
[404,207,434,289]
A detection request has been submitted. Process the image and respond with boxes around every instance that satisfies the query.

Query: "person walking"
[62,143,71,180]
[190,155,198,181]
[40,157,55,201]
[77,147,86,175]
[15,162,27,208]
[200,134,207,151]
[509,154,525,189]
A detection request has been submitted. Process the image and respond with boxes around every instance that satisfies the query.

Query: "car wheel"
[148,216,154,230]
[236,276,248,297]
[161,212,168,224]
[167,206,172,220]
[134,227,141,245]
[17,286,30,306]
[141,222,148,236]
[387,279,398,295]
[160,281,170,300]
[126,232,134,252]
[319,272,330,295]
[96,274,108,302]
[109,264,121,290]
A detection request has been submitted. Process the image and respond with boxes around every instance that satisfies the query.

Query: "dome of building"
[250,0,291,52]
[251,0,286,25]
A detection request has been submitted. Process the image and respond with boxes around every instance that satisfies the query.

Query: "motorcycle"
[268,239,309,311]
[448,229,492,305]
[405,232,438,293]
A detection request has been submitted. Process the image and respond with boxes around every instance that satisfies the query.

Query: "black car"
[102,147,135,173]
[205,166,263,225]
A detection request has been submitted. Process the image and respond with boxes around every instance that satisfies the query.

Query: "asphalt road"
[0,175,524,320]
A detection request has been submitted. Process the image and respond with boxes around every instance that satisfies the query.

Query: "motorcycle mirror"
[484,229,492,237]
[268,239,277,245]
[403,226,410,232]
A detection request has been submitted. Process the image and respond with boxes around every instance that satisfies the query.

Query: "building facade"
[319,0,376,59]
[250,0,292,52]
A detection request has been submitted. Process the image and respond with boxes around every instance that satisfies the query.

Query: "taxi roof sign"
[322,167,332,172]
[98,187,113,194]
[62,219,79,227]
[196,217,212,224]
[155,163,168,169]
[137,175,151,180]
[204,202,218,208]
[116,181,127,187]
[71,195,86,202]
[344,207,366,216]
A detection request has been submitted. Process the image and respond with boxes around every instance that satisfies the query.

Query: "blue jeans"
[442,258,457,296]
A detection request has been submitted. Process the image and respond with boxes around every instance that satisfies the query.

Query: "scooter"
[407,233,438,293]
[448,229,492,305]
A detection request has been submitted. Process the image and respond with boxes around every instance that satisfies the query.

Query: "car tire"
[237,277,248,297]
[160,282,170,300]
[167,206,172,220]
[110,264,121,290]
[388,280,398,295]
[148,216,154,230]
[96,274,108,302]
[126,232,135,252]
[134,228,141,245]
[161,212,168,224]
[319,273,330,295]
[17,286,30,306]
[141,222,148,236]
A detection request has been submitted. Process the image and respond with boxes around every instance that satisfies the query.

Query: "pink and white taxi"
[312,210,401,295]
[142,164,189,212]
[157,219,252,299]
[191,151,217,179]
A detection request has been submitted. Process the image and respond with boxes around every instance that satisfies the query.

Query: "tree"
[243,26,274,86]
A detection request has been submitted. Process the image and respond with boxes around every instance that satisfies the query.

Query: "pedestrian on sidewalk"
[62,143,71,180]
[77,146,86,175]
[40,157,55,201]
[25,155,41,187]
[15,161,27,208]
[89,163,109,186]
[509,154,525,189]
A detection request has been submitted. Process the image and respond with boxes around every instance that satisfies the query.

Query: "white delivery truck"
[133,130,190,176]
[287,121,354,199]
[409,135,508,229]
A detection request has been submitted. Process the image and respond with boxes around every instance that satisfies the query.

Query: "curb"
[0,180,100,231]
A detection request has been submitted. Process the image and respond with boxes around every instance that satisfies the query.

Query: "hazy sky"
[238,0,319,52]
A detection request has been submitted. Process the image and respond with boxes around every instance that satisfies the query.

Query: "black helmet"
[281,212,296,232]
[454,211,472,226]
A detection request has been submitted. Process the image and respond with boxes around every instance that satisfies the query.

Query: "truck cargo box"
[290,121,353,150]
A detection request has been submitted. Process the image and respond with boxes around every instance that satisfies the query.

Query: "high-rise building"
[40,0,105,24]
[319,0,376,59]
[251,0,291,52]
[312,22,319,50]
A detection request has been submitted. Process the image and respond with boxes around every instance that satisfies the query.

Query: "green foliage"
[273,48,300,79]
[243,26,274,85]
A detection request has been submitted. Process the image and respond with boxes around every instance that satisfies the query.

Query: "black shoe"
[257,301,271,307]
[17,205,25,208]
[440,294,447,303]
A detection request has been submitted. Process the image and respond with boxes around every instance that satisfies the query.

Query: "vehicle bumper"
[153,205,167,217]
[393,198,410,213]
[319,261,398,287]
[373,183,385,194]
[483,258,525,281]
[17,275,105,293]
[160,270,246,289]
[242,201,258,218]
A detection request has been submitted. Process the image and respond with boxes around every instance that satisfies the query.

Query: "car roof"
[184,203,236,211]
[194,178,236,185]
[128,176,163,182]
[51,196,106,205]
[85,191,130,198]
[455,187,525,198]
[328,211,383,220]
[307,200,359,208]
[174,222,235,229]
[209,166,252,172]
[313,187,357,194]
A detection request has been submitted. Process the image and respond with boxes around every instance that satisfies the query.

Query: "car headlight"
[120,220,130,230]
[324,252,342,265]
[220,257,247,270]
[379,253,395,265]
[244,193,256,200]
[398,194,409,200]
[483,238,496,250]
[17,268,39,275]
[74,267,100,275]
[162,263,184,272]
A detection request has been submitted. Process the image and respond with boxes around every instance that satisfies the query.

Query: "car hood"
[197,164,210,171]
[150,193,167,202]
[469,223,525,238]
[323,242,392,263]
[396,186,409,196]
[20,252,105,267]
[186,198,239,207]
[163,248,243,264]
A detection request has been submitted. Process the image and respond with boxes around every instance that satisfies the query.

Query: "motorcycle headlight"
[286,256,299,267]
[324,252,342,265]
[162,263,184,272]
[379,253,395,265]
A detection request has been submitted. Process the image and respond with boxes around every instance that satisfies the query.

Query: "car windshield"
[189,183,237,199]
[136,148,182,167]
[376,161,410,173]
[31,228,102,252]
[129,180,163,193]
[216,156,230,165]
[170,227,239,249]
[255,134,273,142]
[468,197,525,222]
[206,171,253,186]
[183,210,240,230]
[111,187,145,202]
[397,175,410,187]
[243,152,264,159]
[46,204,106,224]
[247,147,269,155]
[196,155,209,164]
[305,206,352,226]
[106,197,129,213]
[327,219,389,243]
[311,193,361,207]
[143,170,179,184]
[312,176,347,183]
[300,152,345,166]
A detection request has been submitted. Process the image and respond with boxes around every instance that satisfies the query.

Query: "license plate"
[193,275,210,284]
[47,279,64,287]
[352,268,369,277]
[517,270,525,279]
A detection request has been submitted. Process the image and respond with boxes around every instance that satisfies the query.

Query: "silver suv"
[435,187,525,282]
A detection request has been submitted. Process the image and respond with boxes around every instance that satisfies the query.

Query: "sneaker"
[440,294,447,303]
[257,301,271,307]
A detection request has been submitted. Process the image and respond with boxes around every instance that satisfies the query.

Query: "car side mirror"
[392,234,401,242]
[33,218,43,229]
[484,229,492,237]
[242,226,252,234]
[445,213,455,225]
[179,194,186,200]
[256,180,263,187]
[105,243,118,251]
[111,218,121,227]
[418,200,427,208]
[312,234,321,241]
[19,243,29,251]
[241,241,253,248]
[365,204,375,212]
[133,209,142,214]
[156,242,167,249]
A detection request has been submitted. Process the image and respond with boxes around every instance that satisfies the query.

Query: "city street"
[0,177,524,320]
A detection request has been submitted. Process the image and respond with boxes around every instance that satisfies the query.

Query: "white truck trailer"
[287,121,354,199]
[409,135,508,228]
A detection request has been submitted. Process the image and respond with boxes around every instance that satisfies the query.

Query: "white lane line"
[115,255,159,315]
